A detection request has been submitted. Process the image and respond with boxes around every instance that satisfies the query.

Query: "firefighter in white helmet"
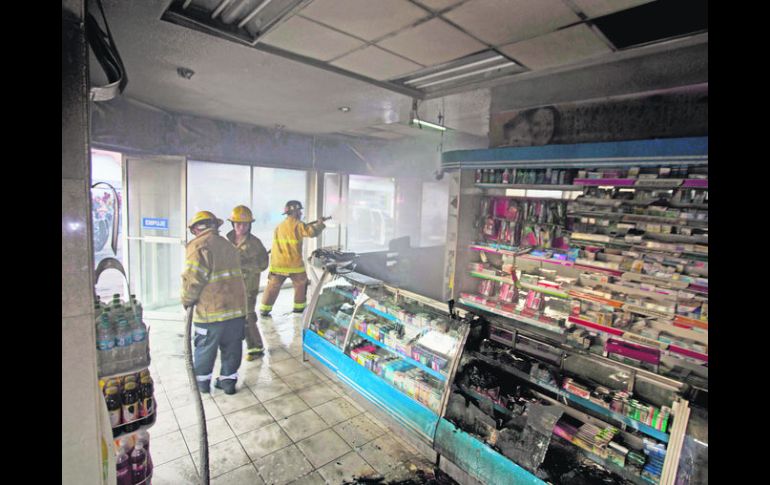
[259,200,325,316]
[226,205,269,361]
[181,210,247,395]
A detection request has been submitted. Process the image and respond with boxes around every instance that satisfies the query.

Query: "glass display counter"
[303,270,469,444]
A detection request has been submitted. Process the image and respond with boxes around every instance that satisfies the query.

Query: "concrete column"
[62,2,106,483]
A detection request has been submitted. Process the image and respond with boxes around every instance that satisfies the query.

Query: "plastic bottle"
[131,314,147,344]
[96,311,116,351]
[105,386,122,437]
[136,430,153,479]
[130,294,143,321]
[115,314,133,348]
[130,442,147,484]
[122,382,140,433]
[139,376,155,426]
[115,446,132,485]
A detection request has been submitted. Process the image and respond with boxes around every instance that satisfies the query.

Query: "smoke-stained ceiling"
[89,0,707,140]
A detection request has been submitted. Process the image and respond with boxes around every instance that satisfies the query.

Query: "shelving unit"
[439,138,707,485]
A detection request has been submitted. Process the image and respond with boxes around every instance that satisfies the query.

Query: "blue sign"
[142,217,169,229]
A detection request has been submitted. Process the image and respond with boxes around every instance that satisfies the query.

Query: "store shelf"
[566,316,708,364]
[353,330,447,382]
[329,287,357,301]
[112,419,155,439]
[361,304,401,323]
[469,272,570,299]
[476,183,582,190]
[470,352,670,443]
[317,308,351,328]
[458,297,566,334]
[99,363,151,381]
[550,434,649,485]
[681,179,708,188]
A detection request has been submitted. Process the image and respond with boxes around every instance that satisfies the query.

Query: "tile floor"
[146,288,437,484]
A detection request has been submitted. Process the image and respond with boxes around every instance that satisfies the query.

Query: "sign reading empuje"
[142,217,169,229]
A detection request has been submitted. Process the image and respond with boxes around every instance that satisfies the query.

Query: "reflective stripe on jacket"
[226,230,269,295]
[270,217,324,274]
[181,228,247,324]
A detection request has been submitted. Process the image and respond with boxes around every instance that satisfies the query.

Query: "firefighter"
[226,205,269,361]
[259,200,325,316]
[181,210,247,395]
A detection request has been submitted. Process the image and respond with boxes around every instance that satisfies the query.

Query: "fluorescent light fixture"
[415,63,516,89]
[404,56,506,85]
[411,119,446,131]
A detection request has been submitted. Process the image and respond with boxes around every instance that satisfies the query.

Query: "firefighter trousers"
[259,271,309,314]
[193,317,245,383]
[245,291,264,352]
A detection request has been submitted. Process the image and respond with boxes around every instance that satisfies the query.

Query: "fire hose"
[184,306,209,485]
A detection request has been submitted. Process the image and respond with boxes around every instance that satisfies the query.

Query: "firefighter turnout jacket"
[181,228,247,324]
[270,217,325,274]
[226,230,269,295]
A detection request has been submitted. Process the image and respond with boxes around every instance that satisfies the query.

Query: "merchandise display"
[458,164,708,383]
[99,369,157,437]
[442,154,707,485]
[96,293,151,376]
[304,271,469,440]
[114,429,153,485]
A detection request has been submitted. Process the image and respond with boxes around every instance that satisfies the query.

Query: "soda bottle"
[136,430,153,478]
[121,382,140,433]
[139,376,155,426]
[130,442,147,484]
[105,386,122,437]
[115,445,132,485]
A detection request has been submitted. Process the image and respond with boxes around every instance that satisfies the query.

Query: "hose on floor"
[184,306,210,485]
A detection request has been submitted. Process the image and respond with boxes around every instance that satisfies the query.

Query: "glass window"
[187,161,252,238]
[91,149,125,300]
[251,167,308,251]
[347,175,395,252]
[322,173,342,248]
[420,180,449,246]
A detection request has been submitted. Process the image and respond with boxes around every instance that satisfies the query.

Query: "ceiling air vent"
[162,0,313,46]
[392,50,525,95]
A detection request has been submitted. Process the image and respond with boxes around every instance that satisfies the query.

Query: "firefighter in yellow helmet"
[259,200,326,316]
[181,210,247,395]
[226,205,269,361]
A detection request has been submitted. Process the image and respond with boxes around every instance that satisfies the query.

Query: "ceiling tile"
[377,18,487,67]
[331,46,423,81]
[299,0,430,42]
[261,16,365,62]
[571,0,656,19]
[442,0,581,46]
[499,24,612,70]
[413,0,466,12]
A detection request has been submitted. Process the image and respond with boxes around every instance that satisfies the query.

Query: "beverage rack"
[95,257,156,485]
[439,137,708,485]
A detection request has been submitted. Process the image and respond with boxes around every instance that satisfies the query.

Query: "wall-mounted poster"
[489,85,707,148]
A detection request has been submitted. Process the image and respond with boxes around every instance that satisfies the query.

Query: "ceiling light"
[411,119,446,132]
[162,0,312,46]
[338,106,351,113]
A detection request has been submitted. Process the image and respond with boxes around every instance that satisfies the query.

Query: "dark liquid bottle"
[139,376,155,426]
[105,386,122,438]
[122,382,140,433]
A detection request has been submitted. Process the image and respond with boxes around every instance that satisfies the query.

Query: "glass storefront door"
[125,156,187,319]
